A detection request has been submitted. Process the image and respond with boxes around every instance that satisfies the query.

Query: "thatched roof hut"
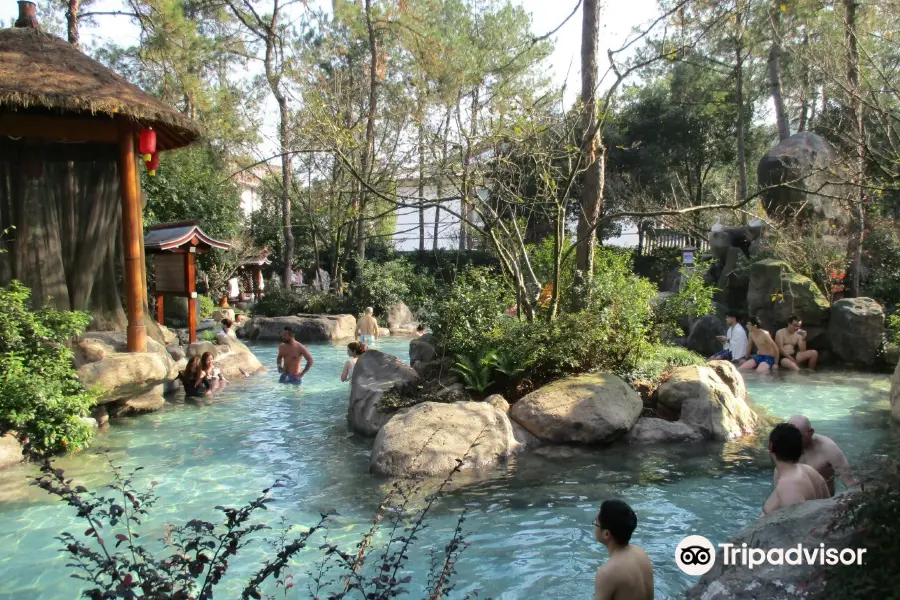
[0,1,201,352]
[0,10,199,149]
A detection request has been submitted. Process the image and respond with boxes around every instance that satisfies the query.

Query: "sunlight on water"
[0,338,896,599]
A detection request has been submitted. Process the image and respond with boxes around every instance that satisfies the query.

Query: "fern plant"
[489,349,529,378]
[452,349,498,394]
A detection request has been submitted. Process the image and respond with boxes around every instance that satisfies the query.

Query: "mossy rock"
[747,259,829,331]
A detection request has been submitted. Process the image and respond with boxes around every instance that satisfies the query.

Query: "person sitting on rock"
[775,315,818,371]
[179,356,211,398]
[592,499,654,600]
[220,318,234,338]
[356,307,379,345]
[762,423,829,519]
[739,317,780,373]
[201,351,227,391]
[709,311,748,363]
[414,325,425,337]
[341,341,367,383]
[778,415,857,496]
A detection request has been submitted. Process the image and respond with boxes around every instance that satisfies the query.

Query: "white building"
[232,165,278,217]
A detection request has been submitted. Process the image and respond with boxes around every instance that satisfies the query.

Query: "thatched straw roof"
[0,27,200,150]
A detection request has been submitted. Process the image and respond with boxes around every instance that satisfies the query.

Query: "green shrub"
[197,294,215,319]
[252,285,305,317]
[453,349,498,395]
[426,267,513,356]
[199,330,217,342]
[623,344,706,384]
[349,259,436,316]
[0,282,97,455]
[862,216,900,307]
[651,261,718,339]
[887,310,900,347]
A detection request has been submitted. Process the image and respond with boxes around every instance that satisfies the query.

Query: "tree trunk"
[768,0,790,141]
[735,2,748,205]
[278,97,293,286]
[798,30,810,132]
[66,0,80,48]
[434,106,451,251]
[358,0,379,281]
[463,87,479,251]
[575,0,601,287]
[844,0,865,297]
[417,93,426,252]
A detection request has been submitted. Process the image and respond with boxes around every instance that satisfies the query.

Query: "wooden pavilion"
[239,249,270,302]
[145,221,230,343]
[0,2,200,352]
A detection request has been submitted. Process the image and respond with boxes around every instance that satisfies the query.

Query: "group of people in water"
[709,312,819,373]
[592,414,856,599]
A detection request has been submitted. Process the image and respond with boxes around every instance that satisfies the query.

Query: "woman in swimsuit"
[201,351,227,391]
[180,356,212,397]
[341,342,367,383]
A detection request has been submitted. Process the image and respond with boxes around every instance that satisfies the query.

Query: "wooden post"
[117,122,147,352]
[185,250,197,343]
[155,294,164,324]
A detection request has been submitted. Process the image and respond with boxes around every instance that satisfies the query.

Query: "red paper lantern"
[138,128,157,162]
[146,152,160,176]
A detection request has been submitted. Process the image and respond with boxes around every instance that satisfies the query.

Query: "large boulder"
[747,260,830,332]
[211,308,235,323]
[685,497,856,600]
[410,334,438,365]
[757,131,850,228]
[386,301,415,330]
[76,332,178,408]
[348,350,420,436]
[626,418,704,444]
[509,374,642,444]
[650,361,756,442]
[109,385,166,417]
[185,336,265,380]
[240,314,356,342]
[829,297,885,367]
[687,314,726,358]
[370,401,524,477]
[892,361,900,424]
[0,434,24,470]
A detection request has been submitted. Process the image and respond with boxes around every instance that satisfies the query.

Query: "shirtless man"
[762,423,830,519]
[739,316,780,373]
[592,499,654,600]
[356,307,379,345]
[776,415,857,496]
[277,327,314,384]
[775,314,819,371]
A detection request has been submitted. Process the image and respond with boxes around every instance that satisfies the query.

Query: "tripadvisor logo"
[675,535,867,576]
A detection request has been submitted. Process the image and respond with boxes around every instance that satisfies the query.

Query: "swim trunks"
[279,373,303,385]
[360,334,375,344]
[753,354,775,367]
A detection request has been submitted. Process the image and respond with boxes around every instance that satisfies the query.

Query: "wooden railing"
[639,227,709,254]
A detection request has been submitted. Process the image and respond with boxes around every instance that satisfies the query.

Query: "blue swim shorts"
[711,349,733,361]
[360,334,375,344]
[279,373,303,384]
[753,355,775,367]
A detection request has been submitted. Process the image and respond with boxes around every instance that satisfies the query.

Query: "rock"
[687,314,726,357]
[656,362,756,441]
[0,434,24,470]
[158,325,178,347]
[92,405,109,427]
[757,131,850,228]
[486,394,510,413]
[79,417,99,429]
[747,260,830,332]
[626,418,704,444]
[110,385,166,417]
[211,309,235,323]
[370,401,523,477]
[509,374,642,444]
[348,350,420,436]
[191,336,265,380]
[240,315,356,342]
[167,346,186,362]
[78,337,177,405]
[410,334,438,365]
[378,327,391,338]
[891,361,900,424]
[685,497,856,600]
[386,301,416,330]
[886,344,900,367]
[187,341,228,359]
[829,297,885,367]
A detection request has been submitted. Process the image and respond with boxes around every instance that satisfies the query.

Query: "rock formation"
[239,314,356,342]
[891,361,900,424]
[187,335,265,380]
[348,350,420,436]
[747,259,830,333]
[509,374,642,444]
[829,297,885,367]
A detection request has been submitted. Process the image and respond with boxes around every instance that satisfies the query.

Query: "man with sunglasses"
[592,499,654,600]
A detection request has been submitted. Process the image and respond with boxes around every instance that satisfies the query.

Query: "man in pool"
[277,327,314,384]
[762,423,830,519]
[592,499,654,600]
[777,415,857,496]
[739,316,780,373]
[775,314,819,371]
[356,306,379,345]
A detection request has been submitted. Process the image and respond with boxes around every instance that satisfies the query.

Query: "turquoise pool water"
[0,338,896,599]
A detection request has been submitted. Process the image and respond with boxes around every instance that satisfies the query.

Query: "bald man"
[773,415,857,496]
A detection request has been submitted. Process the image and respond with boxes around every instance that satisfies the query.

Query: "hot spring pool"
[0,338,895,599]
